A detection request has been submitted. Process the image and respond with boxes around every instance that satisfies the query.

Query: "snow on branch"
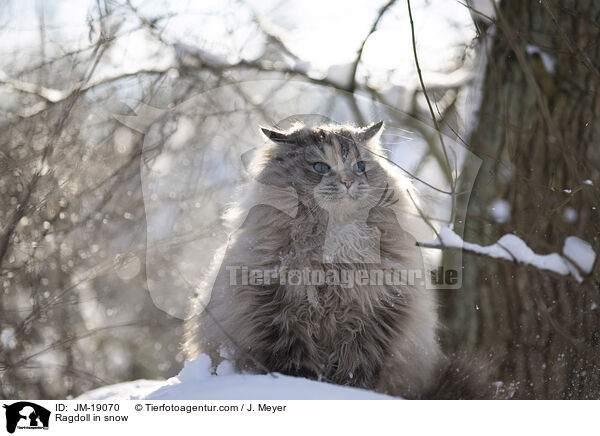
[1,68,169,117]
[419,227,596,282]
[0,70,67,103]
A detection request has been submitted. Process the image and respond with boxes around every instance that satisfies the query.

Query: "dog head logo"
[3,402,50,433]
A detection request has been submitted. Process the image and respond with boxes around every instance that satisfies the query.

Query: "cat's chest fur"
[321,220,381,264]
[286,207,383,266]
[261,216,401,384]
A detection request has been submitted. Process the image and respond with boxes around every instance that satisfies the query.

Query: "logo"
[3,402,50,433]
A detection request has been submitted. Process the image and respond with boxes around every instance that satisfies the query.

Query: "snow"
[563,236,596,274]
[436,227,464,248]
[0,327,15,349]
[563,207,578,223]
[426,227,596,282]
[77,380,170,400]
[77,355,395,400]
[147,373,394,400]
[470,0,496,21]
[584,179,593,186]
[495,235,569,274]
[526,44,556,74]
[216,360,235,376]
[489,199,510,223]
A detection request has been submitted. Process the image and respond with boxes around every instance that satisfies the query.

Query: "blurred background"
[0,0,598,399]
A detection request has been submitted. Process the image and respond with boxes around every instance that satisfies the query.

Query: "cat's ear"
[260,127,293,145]
[360,120,384,142]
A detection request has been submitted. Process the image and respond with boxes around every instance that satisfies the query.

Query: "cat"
[184,120,489,399]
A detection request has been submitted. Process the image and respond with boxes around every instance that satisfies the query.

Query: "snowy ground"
[77,355,395,400]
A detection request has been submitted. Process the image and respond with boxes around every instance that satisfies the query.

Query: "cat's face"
[259,122,388,217]
[306,138,382,214]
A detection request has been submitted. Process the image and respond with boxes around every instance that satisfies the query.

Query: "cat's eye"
[313,162,330,174]
[353,161,366,174]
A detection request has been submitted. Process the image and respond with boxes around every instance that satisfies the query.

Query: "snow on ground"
[424,227,596,282]
[77,355,395,400]
[77,380,171,400]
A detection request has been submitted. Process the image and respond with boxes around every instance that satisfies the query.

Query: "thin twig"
[349,0,397,92]
[406,189,441,240]
[406,0,457,223]
[540,0,600,79]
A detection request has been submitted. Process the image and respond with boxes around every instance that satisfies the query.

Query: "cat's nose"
[341,178,354,189]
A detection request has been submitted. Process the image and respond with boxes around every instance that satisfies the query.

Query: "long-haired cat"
[184,121,489,399]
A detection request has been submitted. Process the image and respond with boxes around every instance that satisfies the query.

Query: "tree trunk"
[440,0,600,399]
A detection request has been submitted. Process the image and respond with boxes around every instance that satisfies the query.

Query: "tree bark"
[440,0,600,399]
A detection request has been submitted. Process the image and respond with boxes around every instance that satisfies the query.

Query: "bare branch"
[349,0,397,92]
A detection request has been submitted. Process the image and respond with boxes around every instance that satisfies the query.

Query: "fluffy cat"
[184,121,489,399]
